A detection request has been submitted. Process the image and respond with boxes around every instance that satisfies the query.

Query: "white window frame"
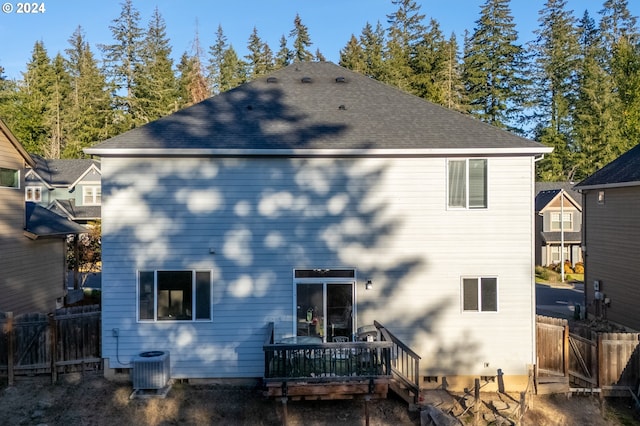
[550,212,572,231]
[550,246,570,264]
[137,270,212,322]
[82,185,101,205]
[25,185,42,202]
[461,276,498,313]
[447,158,488,209]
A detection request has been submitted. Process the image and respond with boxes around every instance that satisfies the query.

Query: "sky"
[1,0,639,81]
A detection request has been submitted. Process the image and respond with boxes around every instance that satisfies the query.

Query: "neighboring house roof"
[0,119,35,167]
[49,199,101,221]
[28,154,101,189]
[24,202,87,240]
[535,187,581,213]
[574,143,640,190]
[540,231,582,244]
[85,62,551,157]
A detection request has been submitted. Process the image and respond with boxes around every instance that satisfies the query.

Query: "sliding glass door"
[294,270,355,341]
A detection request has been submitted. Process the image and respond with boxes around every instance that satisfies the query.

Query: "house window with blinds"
[447,159,488,209]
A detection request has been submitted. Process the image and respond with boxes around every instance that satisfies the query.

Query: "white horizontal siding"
[101,155,535,378]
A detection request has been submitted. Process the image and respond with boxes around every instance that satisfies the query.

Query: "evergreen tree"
[384,0,426,93]
[275,35,291,68]
[46,53,72,159]
[289,14,314,62]
[529,0,580,179]
[245,27,274,79]
[339,35,367,73]
[314,49,326,62]
[133,7,179,124]
[99,0,144,129]
[16,41,56,154]
[410,18,451,104]
[64,27,113,158]
[218,45,246,92]
[360,22,386,81]
[208,25,228,94]
[571,10,622,180]
[611,38,640,153]
[599,0,638,49]
[462,0,528,131]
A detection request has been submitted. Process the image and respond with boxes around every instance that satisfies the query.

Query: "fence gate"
[0,305,101,384]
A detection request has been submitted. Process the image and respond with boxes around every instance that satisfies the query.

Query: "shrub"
[573,262,584,274]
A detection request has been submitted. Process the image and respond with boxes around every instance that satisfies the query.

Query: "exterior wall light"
[365,280,373,290]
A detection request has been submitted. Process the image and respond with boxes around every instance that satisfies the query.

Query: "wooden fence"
[536,315,640,396]
[0,305,101,385]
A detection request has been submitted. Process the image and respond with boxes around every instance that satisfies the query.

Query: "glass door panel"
[296,283,324,338]
[327,283,353,341]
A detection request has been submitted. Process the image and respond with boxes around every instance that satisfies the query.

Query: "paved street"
[536,282,585,319]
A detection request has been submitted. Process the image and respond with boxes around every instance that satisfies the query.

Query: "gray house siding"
[583,186,640,330]
[101,155,538,382]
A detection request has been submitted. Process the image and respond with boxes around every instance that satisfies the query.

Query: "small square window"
[462,277,497,312]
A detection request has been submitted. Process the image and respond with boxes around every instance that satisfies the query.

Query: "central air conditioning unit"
[132,351,170,390]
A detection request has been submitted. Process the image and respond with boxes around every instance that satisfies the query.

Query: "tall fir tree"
[384,0,426,93]
[46,54,72,159]
[289,14,314,62]
[208,25,228,94]
[529,0,580,180]
[462,0,529,131]
[99,0,144,130]
[571,10,622,180]
[360,22,386,81]
[16,41,56,154]
[275,35,291,69]
[64,27,113,158]
[245,27,274,79]
[218,45,246,92]
[133,7,179,124]
[339,35,367,73]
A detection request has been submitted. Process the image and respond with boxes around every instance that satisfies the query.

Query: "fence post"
[563,324,570,378]
[7,312,14,386]
[49,313,57,384]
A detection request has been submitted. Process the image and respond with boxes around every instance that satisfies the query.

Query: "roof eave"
[574,180,640,191]
[84,146,554,157]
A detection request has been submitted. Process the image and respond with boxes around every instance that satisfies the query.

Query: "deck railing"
[263,323,393,382]
[374,320,421,398]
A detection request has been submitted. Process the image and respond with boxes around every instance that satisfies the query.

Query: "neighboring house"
[534,182,582,267]
[85,62,552,391]
[0,119,86,315]
[574,143,640,331]
[25,155,101,225]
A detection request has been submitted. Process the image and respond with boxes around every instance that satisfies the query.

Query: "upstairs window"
[0,167,19,188]
[25,186,42,202]
[462,277,498,312]
[550,212,572,231]
[83,186,101,205]
[448,159,487,209]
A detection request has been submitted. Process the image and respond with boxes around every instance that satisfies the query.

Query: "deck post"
[364,395,371,426]
[280,397,288,426]
[7,312,14,386]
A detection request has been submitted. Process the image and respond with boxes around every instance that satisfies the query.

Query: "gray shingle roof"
[535,182,581,211]
[31,154,100,186]
[574,143,640,189]
[86,62,550,156]
[50,200,101,221]
[25,202,86,238]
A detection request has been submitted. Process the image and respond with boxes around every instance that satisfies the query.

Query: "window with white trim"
[550,212,572,231]
[462,277,497,312]
[448,159,487,209]
[550,246,570,263]
[138,270,212,321]
[0,167,19,188]
[83,186,101,205]
[25,186,42,202]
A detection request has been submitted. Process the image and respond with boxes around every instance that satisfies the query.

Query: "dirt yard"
[0,373,638,426]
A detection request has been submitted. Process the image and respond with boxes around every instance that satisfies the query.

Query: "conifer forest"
[1,0,639,182]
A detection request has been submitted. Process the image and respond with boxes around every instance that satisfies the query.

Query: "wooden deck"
[262,322,420,403]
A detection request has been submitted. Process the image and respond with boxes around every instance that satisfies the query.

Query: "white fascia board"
[84,146,554,157]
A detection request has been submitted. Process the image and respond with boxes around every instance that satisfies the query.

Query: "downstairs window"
[138,270,212,321]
